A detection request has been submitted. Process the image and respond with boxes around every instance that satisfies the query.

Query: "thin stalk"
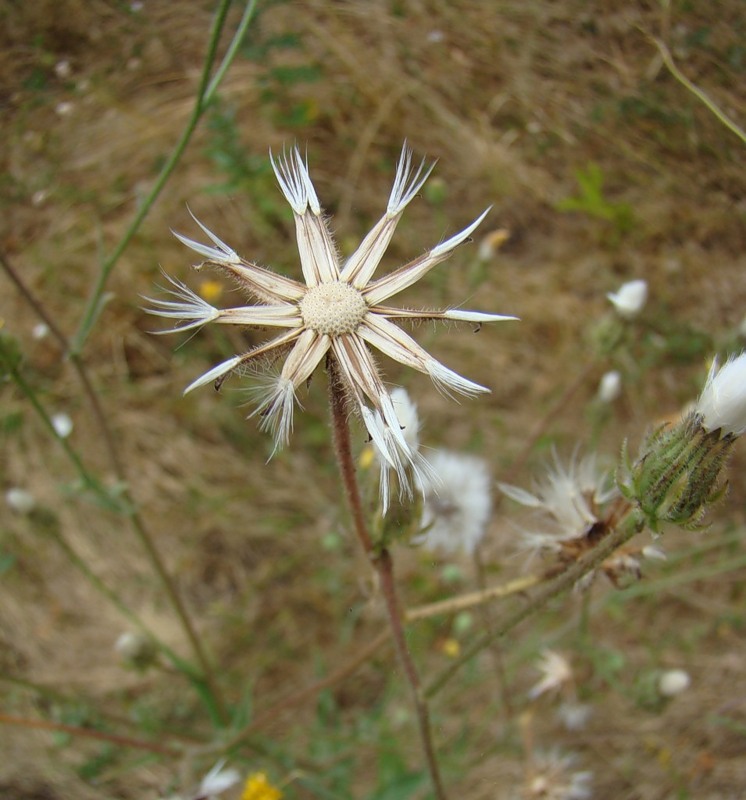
[405,575,540,622]
[0,713,180,756]
[426,512,639,699]
[34,515,189,675]
[72,0,258,355]
[648,34,746,146]
[327,357,448,800]
[1,250,122,473]
[3,355,226,720]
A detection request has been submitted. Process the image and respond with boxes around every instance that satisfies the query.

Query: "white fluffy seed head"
[300,281,367,336]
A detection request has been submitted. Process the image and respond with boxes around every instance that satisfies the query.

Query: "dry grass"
[1,1,745,798]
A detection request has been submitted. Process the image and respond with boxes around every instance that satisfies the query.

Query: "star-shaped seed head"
[146,143,517,508]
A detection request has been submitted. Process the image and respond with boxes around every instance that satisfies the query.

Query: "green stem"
[5,357,227,720]
[648,34,746,147]
[71,0,258,355]
[38,510,190,675]
[426,514,639,699]
[2,253,227,723]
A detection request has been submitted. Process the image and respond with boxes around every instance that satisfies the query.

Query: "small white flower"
[114,631,158,670]
[161,760,240,800]
[32,322,50,339]
[607,279,647,319]
[6,487,36,514]
[31,190,49,207]
[528,650,573,699]
[597,370,621,403]
[557,702,592,732]
[55,101,74,117]
[198,761,240,797]
[641,544,667,561]
[696,352,746,437]
[658,668,690,697]
[51,412,73,438]
[525,751,592,800]
[416,450,491,556]
[147,144,517,509]
[54,59,72,79]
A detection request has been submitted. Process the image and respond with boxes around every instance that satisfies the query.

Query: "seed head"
[145,144,518,508]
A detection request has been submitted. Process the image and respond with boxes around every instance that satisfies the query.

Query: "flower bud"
[597,370,622,403]
[619,413,733,531]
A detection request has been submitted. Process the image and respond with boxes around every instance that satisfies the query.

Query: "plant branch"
[72,0,258,355]
[327,356,448,800]
[1,332,226,721]
[426,515,639,699]
[647,34,746,146]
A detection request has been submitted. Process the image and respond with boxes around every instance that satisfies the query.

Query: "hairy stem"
[327,357,448,800]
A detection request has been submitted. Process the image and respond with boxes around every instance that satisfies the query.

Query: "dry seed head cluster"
[300,281,368,336]
[146,143,516,507]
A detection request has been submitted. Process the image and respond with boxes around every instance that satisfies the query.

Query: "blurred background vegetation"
[1,0,745,797]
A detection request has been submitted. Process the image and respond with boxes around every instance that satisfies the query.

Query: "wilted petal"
[213,258,306,304]
[363,207,491,305]
[373,306,518,325]
[216,305,302,328]
[184,355,245,395]
[144,274,220,333]
[340,145,436,288]
[172,210,240,265]
[497,482,543,508]
[387,142,436,216]
[426,360,489,398]
[270,147,314,214]
[293,210,340,286]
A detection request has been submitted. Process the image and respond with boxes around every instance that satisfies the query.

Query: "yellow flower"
[198,278,224,304]
[241,772,282,800]
[358,444,375,470]
[441,638,461,658]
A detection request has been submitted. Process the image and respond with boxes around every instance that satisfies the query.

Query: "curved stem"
[327,357,448,800]
[72,0,258,355]
[648,33,746,146]
[0,299,226,722]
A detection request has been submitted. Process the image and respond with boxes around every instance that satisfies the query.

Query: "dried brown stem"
[328,356,448,800]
